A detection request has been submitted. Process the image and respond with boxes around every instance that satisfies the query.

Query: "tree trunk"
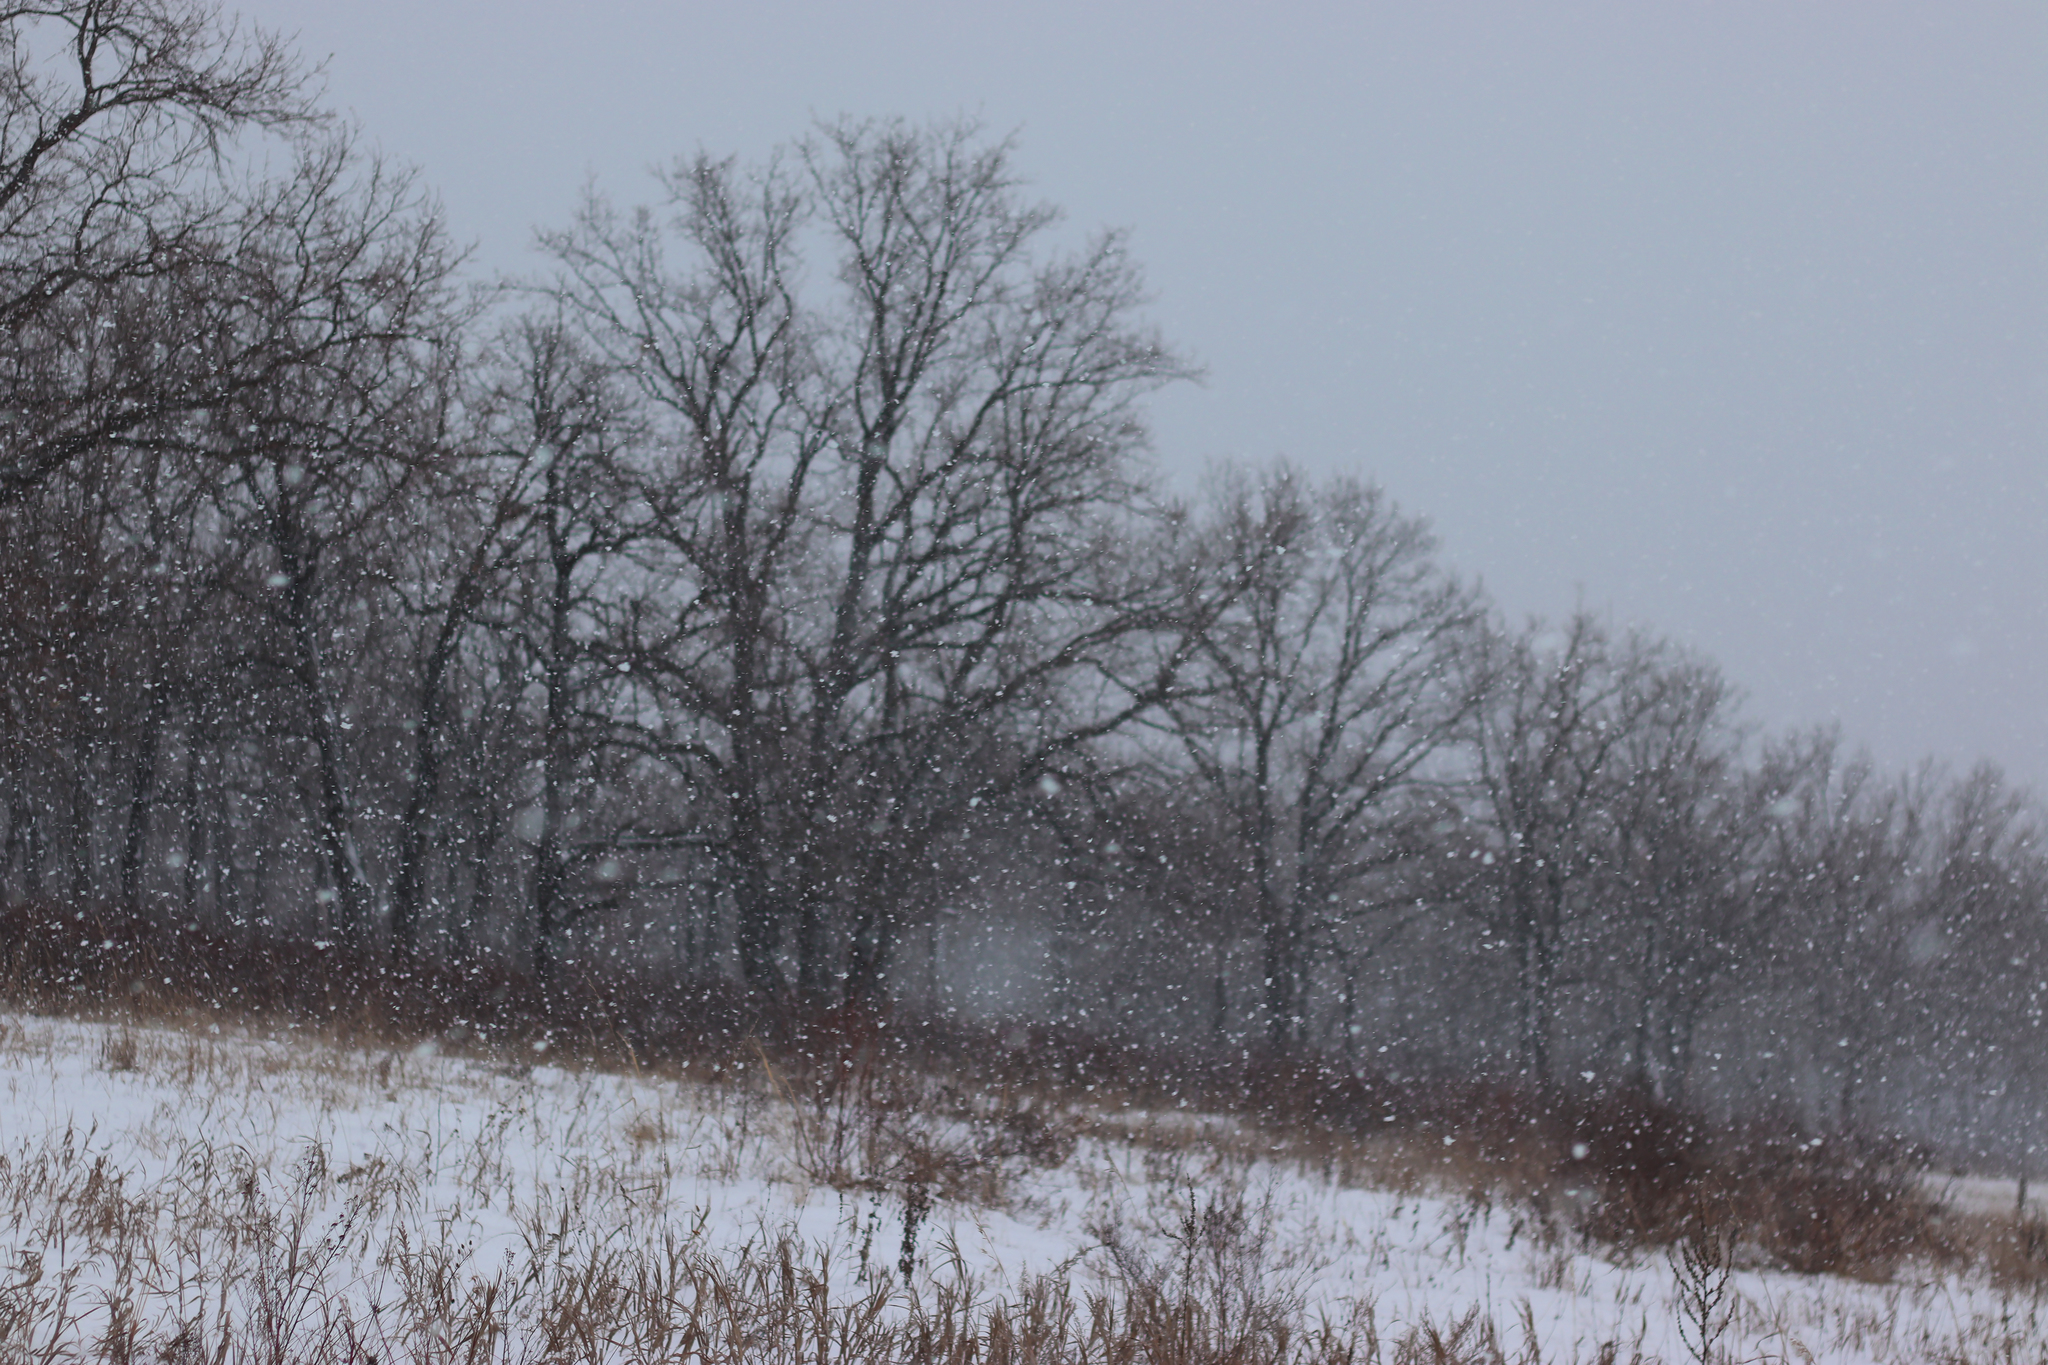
[1520,915,1557,1099]
[532,462,581,996]
[462,790,500,960]
[118,675,166,915]
[178,743,202,922]
[287,577,373,951]
[842,839,915,1009]
[532,610,570,995]
[728,783,783,994]
[391,611,468,957]
[68,730,95,901]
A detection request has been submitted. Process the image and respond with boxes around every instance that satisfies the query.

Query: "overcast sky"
[237,0,2047,793]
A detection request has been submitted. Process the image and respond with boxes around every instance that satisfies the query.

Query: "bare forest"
[5,0,2047,1187]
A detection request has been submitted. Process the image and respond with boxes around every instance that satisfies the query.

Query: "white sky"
[238,0,2048,793]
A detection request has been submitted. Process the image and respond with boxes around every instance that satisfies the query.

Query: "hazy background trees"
[3,2,2046,1171]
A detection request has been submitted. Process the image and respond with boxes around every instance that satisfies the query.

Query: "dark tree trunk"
[118,676,166,915]
[532,462,578,996]
[285,567,372,951]
[390,609,470,957]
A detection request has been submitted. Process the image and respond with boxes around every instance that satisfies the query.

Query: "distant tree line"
[4,1,2044,1164]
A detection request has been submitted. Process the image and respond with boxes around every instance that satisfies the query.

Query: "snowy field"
[0,1012,2041,1363]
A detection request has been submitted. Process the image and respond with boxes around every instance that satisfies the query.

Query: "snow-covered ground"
[0,1012,2040,1362]
[1929,1172,2044,1221]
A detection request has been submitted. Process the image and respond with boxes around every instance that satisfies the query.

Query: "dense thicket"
[4,2,2044,1170]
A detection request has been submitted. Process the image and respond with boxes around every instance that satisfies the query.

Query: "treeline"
[3,1,2044,1163]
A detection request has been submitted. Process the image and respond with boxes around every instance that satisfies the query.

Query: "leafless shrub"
[1079,1152,1349,1365]
[1671,1225,1733,1365]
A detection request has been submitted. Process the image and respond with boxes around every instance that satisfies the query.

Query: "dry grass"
[7,898,2048,1360]
[0,1108,1390,1363]
[94,1026,138,1074]
[2,1012,2047,1363]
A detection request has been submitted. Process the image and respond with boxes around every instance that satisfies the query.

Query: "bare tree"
[1167,462,1484,1051]
[1,0,315,502]
[1904,764,2048,1140]
[1463,614,1686,1096]
[1596,654,1752,1102]
[1751,731,1927,1128]
[545,117,1209,1006]
[382,323,566,959]
[195,136,460,949]
[495,318,638,988]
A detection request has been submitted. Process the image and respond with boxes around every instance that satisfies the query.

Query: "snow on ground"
[1930,1172,2044,1221]
[0,1012,2041,1362]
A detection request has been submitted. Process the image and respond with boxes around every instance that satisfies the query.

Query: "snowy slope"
[0,1013,2038,1362]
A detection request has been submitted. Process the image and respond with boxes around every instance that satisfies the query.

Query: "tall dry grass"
[2,1010,2046,1362]
[6,895,2048,1358]
[0,1108,1434,1364]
